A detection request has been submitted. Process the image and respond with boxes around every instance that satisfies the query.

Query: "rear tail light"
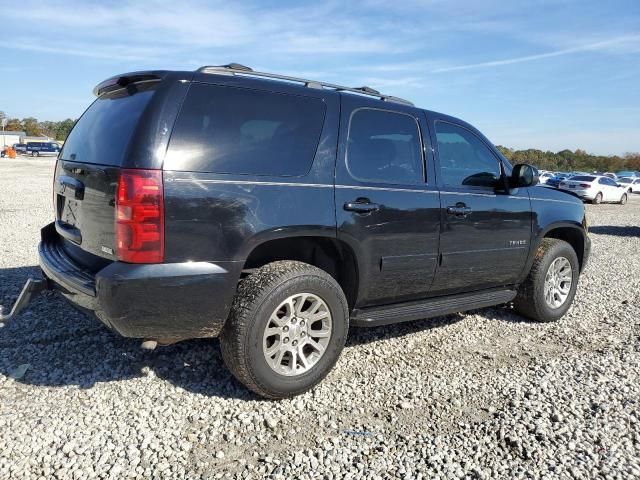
[115,169,164,263]
[579,183,590,188]
[559,182,566,186]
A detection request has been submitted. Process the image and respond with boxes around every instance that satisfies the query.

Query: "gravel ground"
[1,157,639,479]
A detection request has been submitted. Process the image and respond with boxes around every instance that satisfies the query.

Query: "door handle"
[344,201,380,214]
[446,205,473,218]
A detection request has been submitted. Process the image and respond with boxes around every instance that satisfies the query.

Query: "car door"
[426,115,532,295]
[598,177,615,201]
[335,96,441,307]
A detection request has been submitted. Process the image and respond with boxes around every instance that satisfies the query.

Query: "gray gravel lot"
[1,157,639,479]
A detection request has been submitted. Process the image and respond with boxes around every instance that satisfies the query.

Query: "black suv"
[2,64,590,399]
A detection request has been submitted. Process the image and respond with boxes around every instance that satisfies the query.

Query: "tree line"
[0,112,75,142]
[497,146,640,173]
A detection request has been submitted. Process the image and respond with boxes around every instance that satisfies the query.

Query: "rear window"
[164,83,326,176]
[571,176,595,182]
[60,85,155,166]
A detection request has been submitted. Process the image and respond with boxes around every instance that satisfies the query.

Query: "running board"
[351,289,517,327]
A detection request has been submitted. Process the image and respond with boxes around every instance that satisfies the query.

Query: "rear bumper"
[38,223,241,339]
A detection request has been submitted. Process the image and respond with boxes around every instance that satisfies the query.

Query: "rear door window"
[61,84,155,166]
[346,108,423,185]
[164,83,326,176]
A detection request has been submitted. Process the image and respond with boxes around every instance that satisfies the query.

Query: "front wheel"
[619,193,628,205]
[220,261,349,399]
[514,238,580,322]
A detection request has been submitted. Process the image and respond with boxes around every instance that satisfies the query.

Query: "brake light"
[579,183,590,188]
[115,169,164,263]
[559,182,566,186]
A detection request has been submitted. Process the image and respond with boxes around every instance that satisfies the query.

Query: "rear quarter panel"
[162,86,340,269]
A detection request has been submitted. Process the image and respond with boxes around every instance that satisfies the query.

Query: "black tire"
[619,193,627,205]
[514,238,580,323]
[219,261,349,399]
[592,192,602,204]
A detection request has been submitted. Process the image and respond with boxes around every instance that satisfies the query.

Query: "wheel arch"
[540,223,587,272]
[242,235,359,310]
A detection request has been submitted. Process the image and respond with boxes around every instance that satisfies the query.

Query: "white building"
[1,131,26,148]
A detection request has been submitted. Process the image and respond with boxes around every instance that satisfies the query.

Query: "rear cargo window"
[60,85,155,166]
[570,176,595,182]
[164,83,326,176]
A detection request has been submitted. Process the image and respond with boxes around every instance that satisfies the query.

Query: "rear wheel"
[514,238,579,322]
[619,193,628,205]
[592,192,603,204]
[220,261,349,399]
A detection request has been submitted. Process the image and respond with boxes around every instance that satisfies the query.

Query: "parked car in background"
[618,177,640,193]
[616,170,638,178]
[546,172,572,188]
[538,171,555,184]
[27,142,60,157]
[13,143,27,154]
[602,172,618,180]
[559,175,628,204]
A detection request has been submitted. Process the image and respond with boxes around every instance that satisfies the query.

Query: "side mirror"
[511,164,539,188]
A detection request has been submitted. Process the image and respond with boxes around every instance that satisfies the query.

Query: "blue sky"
[1,0,638,155]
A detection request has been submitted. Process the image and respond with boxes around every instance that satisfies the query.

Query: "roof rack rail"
[196,64,413,106]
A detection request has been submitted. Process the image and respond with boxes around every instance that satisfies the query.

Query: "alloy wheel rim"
[262,293,332,376]
[544,257,573,309]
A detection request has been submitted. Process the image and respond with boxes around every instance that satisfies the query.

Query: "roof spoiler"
[92,71,165,96]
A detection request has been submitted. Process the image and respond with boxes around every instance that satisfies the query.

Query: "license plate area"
[59,197,81,227]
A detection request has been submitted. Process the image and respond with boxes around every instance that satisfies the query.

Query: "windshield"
[61,85,155,166]
[618,177,632,183]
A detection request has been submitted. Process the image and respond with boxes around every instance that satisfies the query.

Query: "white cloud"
[432,34,640,73]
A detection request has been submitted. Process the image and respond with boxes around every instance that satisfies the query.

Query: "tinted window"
[571,176,595,182]
[61,85,155,166]
[599,177,617,186]
[435,122,501,188]
[165,84,326,176]
[346,108,422,185]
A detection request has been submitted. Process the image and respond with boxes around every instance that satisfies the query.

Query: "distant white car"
[559,175,628,204]
[618,177,640,194]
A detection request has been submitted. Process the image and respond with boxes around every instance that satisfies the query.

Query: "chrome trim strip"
[530,197,579,205]
[335,184,438,194]
[169,178,578,204]
[171,178,439,194]
[171,178,333,188]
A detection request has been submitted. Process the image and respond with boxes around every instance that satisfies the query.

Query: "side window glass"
[435,122,501,188]
[165,84,326,176]
[346,108,423,185]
